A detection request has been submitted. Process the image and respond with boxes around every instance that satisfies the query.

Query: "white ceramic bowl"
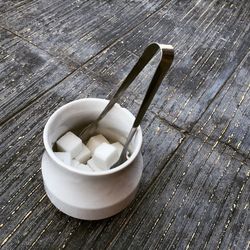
[42,98,143,220]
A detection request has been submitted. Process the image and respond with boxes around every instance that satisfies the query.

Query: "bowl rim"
[43,98,143,176]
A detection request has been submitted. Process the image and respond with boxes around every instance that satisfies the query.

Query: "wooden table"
[1,0,249,249]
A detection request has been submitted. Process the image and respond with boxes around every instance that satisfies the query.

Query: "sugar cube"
[54,152,72,165]
[86,134,109,153]
[75,163,93,173]
[72,159,80,167]
[112,142,124,157]
[75,144,91,163]
[56,131,83,158]
[91,143,119,170]
[87,158,102,171]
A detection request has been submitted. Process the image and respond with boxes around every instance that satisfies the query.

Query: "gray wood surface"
[193,54,250,158]
[0,27,72,123]
[0,0,249,249]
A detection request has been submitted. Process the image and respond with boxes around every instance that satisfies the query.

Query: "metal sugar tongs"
[79,43,174,169]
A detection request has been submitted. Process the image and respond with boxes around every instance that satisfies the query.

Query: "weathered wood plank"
[85,0,222,85]
[193,53,250,158]
[94,137,249,250]
[0,28,73,123]
[0,0,171,124]
[0,68,184,249]
[0,0,32,14]
[198,159,250,250]
[85,0,250,131]
[0,0,168,65]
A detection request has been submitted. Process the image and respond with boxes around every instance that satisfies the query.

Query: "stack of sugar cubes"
[54,131,124,172]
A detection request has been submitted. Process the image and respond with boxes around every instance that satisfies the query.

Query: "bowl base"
[41,152,143,220]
